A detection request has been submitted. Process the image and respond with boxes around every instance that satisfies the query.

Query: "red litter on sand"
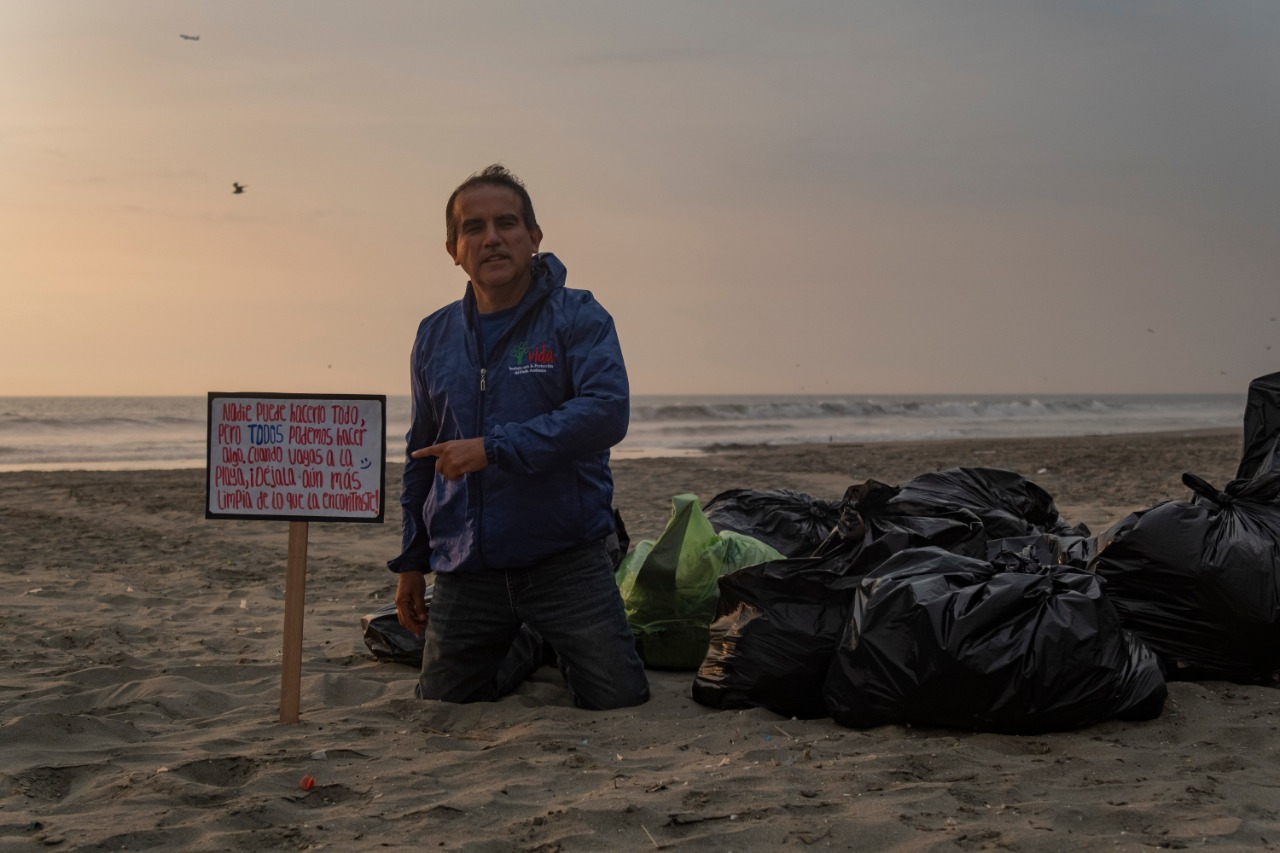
[299,775,316,791]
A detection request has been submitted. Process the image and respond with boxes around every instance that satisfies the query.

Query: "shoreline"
[1,421,1242,471]
[4,426,1274,850]
[0,427,1243,539]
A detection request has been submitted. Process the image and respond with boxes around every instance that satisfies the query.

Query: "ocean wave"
[0,414,205,433]
[630,397,1132,423]
[0,393,1244,470]
[648,422,797,436]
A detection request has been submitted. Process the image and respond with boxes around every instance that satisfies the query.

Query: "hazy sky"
[4,1,1278,397]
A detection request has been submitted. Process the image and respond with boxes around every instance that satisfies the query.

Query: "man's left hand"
[412,438,488,480]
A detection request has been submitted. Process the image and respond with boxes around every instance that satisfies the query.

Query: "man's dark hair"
[445,164,538,249]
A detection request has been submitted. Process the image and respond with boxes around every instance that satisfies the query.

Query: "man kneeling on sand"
[385,164,649,710]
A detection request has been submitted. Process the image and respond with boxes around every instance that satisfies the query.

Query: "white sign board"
[206,392,386,522]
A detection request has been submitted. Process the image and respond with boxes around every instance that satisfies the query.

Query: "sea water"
[0,393,1247,472]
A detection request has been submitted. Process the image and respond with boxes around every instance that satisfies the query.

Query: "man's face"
[447,184,543,306]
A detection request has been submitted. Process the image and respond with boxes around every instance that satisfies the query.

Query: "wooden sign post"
[205,392,386,723]
[280,520,309,724]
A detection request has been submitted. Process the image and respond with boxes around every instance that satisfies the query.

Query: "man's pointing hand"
[412,438,488,480]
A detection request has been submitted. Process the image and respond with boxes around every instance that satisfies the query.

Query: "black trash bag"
[360,587,432,666]
[1091,471,1280,683]
[812,479,988,572]
[894,467,1093,562]
[824,547,1167,734]
[985,533,1095,569]
[690,482,929,720]
[611,507,631,568]
[692,555,865,719]
[1238,372,1280,480]
[703,488,843,558]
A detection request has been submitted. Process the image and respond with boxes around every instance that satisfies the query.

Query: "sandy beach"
[4,428,1279,851]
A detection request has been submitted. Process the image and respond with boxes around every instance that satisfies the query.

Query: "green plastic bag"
[616,494,784,670]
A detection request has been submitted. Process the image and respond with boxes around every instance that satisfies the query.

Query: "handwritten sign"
[206,392,386,523]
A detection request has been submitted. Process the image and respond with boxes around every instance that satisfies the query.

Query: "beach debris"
[361,589,433,665]
[704,488,842,558]
[299,775,316,791]
[180,34,200,40]
[310,749,327,760]
[617,494,783,670]
[1093,465,1280,682]
[233,182,246,194]
[826,547,1167,733]
[892,466,1090,546]
[667,811,748,826]
[695,553,864,719]
[791,825,834,845]
[1237,371,1280,479]
[239,599,247,609]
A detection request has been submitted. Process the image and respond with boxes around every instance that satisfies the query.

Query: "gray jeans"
[416,538,649,710]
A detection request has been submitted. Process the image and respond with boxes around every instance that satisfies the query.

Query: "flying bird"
[179,34,200,40]
[232,183,246,194]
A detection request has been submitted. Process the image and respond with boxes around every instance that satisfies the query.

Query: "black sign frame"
[205,391,387,523]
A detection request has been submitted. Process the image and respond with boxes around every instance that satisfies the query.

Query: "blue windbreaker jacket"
[388,253,628,574]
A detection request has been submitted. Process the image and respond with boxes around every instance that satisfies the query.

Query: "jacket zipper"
[468,270,551,569]
[476,357,487,567]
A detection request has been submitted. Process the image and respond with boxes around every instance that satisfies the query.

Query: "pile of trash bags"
[690,465,1162,731]
[362,372,1280,736]
[688,371,1280,733]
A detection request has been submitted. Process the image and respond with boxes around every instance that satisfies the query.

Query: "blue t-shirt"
[476,305,519,362]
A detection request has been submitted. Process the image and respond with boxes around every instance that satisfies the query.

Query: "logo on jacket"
[508,341,556,375]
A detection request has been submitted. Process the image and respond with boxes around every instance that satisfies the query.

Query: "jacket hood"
[531,252,567,291]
